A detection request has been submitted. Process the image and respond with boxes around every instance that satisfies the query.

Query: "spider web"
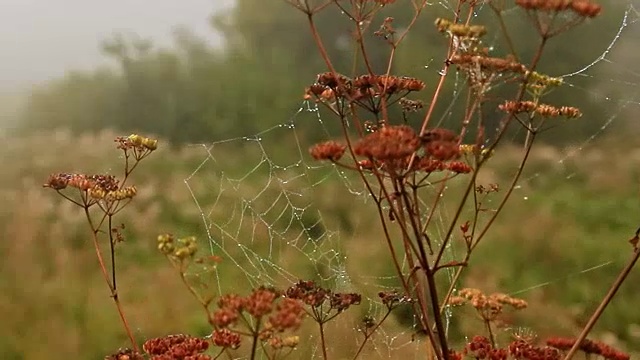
[183,2,640,358]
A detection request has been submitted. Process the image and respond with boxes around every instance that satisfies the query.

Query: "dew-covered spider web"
[184,2,640,358]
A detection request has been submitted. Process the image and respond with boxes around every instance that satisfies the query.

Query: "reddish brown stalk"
[433,32,550,269]
[377,0,428,124]
[439,133,536,311]
[561,245,640,360]
[319,322,329,360]
[351,309,393,360]
[372,172,435,340]
[392,181,448,359]
[417,1,466,137]
[176,260,215,324]
[84,207,139,352]
[470,135,536,252]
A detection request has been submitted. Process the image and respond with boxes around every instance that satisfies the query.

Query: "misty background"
[1,0,637,143]
[2,1,640,359]
[0,0,232,90]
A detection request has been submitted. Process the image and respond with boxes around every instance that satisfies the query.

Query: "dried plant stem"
[471,133,536,252]
[485,319,496,348]
[434,33,550,270]
[84,208,139,352]
[424,267,450,359]
[250,318,262,360]
[489,4,520,62]
[176,262,214,324]
[306,14,337,76]
[439,134,537,310]
[561,247,640,360]
[416,0,466,137]
[319,322,329,360]
[107,215,118,289]
[396,183,450,358]
[351,309,393,360]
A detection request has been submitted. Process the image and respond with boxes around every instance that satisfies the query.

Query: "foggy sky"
[0,0,233,91]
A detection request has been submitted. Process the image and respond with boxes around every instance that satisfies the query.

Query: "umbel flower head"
[142,334,210,359]
[516,0,602,18]
[309,141,347,161]
[546,337,630,360]
[304,73,426,103]
[354,125,421,161]
[44,173,138,201]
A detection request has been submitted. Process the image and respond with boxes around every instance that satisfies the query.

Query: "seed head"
[245,287,278,318]
[211,329,241,349]
[516,0,602,17]
[354,125,421,161]
[142,334,210,358]
[309,141,347,161]
[330,292,362,312]
[268,298,305,331]
[546,337,630,360]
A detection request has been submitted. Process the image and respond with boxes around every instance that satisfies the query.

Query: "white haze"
[0,0,233,91]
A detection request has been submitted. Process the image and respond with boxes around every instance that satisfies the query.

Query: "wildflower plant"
[44,134,158,354]
[293,0,637,359]
[42,0,640,359]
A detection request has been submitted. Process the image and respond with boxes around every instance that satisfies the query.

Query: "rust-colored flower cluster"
[499,101,582,119]
[309,141,347,161]
[378,290,413,309]
[308,125,474,176]
[546,337,630,360]
[142,334,210,360]
[44,173,138,201]
[450,54,527,75]
[354,125,421,161]
[460,337,565,360]
[304,72,425,103]
[211,328,241,349]
[508,339,561,360]
[464,336,509,360]
[417,128,472,174]
[286,280,361,314]
[354,74,426,94]
[448,288,527,321]
[516,0,602,17]
[268,298,306,331]
[210,286,306,350]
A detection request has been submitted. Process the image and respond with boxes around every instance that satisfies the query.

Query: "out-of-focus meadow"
[3,130,640,359]
[2,1,640,359]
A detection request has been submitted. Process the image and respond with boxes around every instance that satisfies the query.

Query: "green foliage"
[2,131,640,358]
[13,0,632,146]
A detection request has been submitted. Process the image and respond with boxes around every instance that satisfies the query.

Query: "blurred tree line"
[17,0,631,145]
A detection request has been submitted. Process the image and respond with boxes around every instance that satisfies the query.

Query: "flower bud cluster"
[286,280,362,314]
[516,0,602,17]
[546,337,630,360]
[499,101,582,119]
[448,288,527,322]
[210,286,306,351]
[157,234,199,260]
[142,334,210,359]
[304,73,426,103]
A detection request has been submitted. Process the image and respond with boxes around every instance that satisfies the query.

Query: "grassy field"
[2,129,639,359]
